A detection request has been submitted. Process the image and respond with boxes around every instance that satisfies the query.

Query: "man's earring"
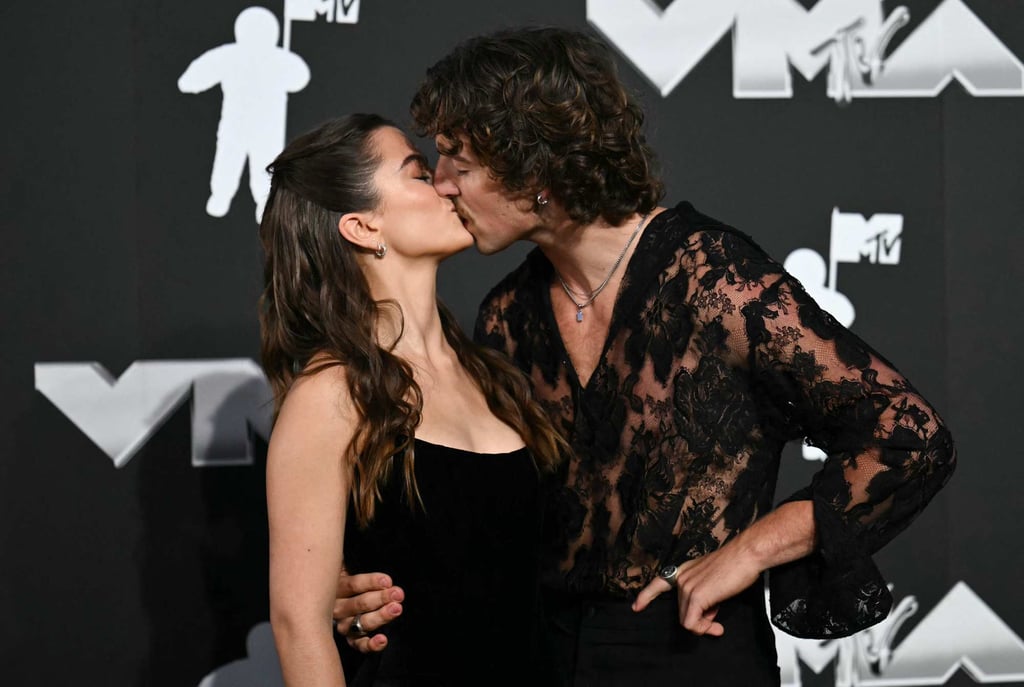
[536,193,549,207]
[374,242,387,259]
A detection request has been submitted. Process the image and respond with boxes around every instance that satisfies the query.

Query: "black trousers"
[542,583,781,686]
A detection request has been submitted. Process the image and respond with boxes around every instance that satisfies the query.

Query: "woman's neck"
[362,258,449,364]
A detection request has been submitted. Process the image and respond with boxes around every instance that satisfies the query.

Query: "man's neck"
[535,208,663,294]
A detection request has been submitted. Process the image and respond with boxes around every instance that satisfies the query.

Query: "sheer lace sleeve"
[689,229,956,638]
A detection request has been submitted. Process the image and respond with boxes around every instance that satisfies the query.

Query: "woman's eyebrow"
[399,153,429,170]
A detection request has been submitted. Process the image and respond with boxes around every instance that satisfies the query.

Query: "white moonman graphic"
[178,7,310,223]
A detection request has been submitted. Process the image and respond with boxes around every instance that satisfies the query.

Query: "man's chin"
[472,243,503,256]
[437,240,474,263]
[468,236,509,256]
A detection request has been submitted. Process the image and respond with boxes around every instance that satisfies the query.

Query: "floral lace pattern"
[474,202,956,638]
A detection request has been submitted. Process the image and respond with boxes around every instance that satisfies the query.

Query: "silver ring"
[348,613,368,638]
[658,564,680,584]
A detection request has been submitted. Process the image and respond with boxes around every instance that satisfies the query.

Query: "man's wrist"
[736,501,817,571]
[730,528,774,574]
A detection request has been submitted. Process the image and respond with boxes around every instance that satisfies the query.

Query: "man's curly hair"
[410,27,664,226]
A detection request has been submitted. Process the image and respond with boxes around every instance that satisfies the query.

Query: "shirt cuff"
[767,491,893,639]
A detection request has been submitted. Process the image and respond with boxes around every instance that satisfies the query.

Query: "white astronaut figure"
[179,7,310,222]
[784,248,856,462]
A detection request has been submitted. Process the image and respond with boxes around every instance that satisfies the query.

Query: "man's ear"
[337,212,382,252]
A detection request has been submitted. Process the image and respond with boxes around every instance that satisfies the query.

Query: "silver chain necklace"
[556,213,650,323]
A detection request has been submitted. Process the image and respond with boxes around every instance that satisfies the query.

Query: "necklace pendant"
[576,307,584,323]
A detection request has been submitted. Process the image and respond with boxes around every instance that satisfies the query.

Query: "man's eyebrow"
[399,153,429,170]
[435,139,474,165]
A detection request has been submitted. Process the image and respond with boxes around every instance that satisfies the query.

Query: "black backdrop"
[3,1,1023,685]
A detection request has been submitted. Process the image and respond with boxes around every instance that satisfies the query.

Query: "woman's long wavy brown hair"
[259,114,569,526]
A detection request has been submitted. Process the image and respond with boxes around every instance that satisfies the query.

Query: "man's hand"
[632,501,816,636]
[631,539,762,637]
[332,567,404,653]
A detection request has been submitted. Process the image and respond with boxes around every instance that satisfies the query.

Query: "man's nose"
[433,158,459,197]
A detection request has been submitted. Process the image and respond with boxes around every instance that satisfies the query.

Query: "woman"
[259,114,567,686]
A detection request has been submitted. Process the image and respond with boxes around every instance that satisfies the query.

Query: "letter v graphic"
[340,0,357,13]
[34,360,262,468]
[588,0,739,96]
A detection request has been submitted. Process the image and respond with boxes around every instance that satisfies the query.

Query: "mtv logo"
[284,0,360,25]
[830,208,903,280]
[35,360,273,468]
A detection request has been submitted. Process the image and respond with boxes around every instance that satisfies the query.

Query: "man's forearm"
[733,500,816,572]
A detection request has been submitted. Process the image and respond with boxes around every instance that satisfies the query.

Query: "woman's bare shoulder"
[272,359,357,457]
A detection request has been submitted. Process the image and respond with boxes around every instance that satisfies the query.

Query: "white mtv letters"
[178,7,310,223]
[34,360,272,468]
[587,0,1024,102]
[773,582,1024,685]
[828,208,903,288]
[283,0,360,49]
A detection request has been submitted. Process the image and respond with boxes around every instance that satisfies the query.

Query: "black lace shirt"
[473,202,956,638]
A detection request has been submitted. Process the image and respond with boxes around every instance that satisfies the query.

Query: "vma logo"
[774,582,1024,685]
[35,360,273,468]
[588,0,1024,103]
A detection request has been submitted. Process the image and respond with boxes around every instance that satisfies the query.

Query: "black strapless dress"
[343,438,548,686]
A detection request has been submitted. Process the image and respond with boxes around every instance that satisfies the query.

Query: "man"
[332,27,955,684]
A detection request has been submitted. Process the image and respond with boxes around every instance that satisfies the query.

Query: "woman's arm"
[268,366,355,687]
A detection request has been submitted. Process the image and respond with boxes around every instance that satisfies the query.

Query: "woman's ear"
[337,211,382,252]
